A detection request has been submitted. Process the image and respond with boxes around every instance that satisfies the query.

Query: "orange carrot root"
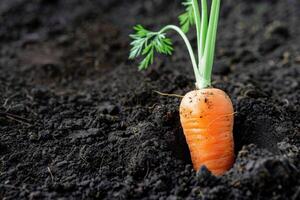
[180,88,234,176]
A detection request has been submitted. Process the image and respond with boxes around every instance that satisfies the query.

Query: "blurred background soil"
[0,0,300,199]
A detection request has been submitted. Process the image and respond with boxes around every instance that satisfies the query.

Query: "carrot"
[180,89,234,175]
[129,0,234,175]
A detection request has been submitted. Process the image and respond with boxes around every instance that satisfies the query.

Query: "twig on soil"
[25,89,34,101]
[148,103,158,110]
[2,94,19,109]
[0,184,19,190]
[2,98,10,108]
[47,166,55,183]
[0,184,30,193]
[144,160,150,179]
[153,90,184,98]
[99,153,106,174]
[0,112,32,126]
[79,145,88,164]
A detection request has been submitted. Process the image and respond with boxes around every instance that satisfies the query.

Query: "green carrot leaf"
[178,0,195,33]
[129,25,174,70]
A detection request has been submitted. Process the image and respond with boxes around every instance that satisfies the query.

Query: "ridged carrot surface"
[180,88,234,175]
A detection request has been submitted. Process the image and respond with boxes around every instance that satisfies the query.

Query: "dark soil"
[1,0,300,199]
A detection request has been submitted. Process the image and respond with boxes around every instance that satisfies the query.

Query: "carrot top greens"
[129,0,221,89]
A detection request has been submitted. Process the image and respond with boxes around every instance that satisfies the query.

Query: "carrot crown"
[129,0,221,89]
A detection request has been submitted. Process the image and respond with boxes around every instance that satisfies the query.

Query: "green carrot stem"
[160,25,202,88]
[199,0,208,59]
[200,0,220,89]
[192,0,202,64]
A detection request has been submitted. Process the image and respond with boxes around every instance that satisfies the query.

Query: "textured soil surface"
[1,0,300,199]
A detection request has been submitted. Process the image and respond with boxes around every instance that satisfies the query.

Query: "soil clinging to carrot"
[0,0,300,199]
